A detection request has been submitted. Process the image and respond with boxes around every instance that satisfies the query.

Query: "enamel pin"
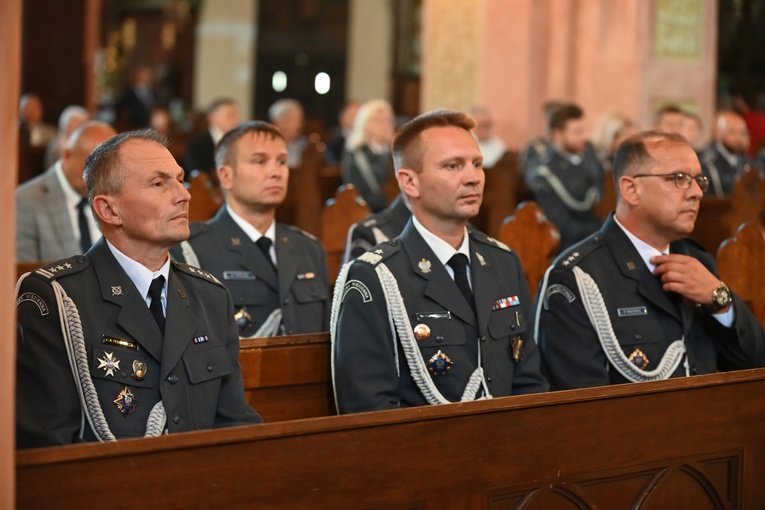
[114,386,138,417]
[427,350,453,378]
[418,258,432,274]
[97,352,121,377]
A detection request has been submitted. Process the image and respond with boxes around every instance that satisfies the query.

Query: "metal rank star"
[114,386,138,417]
[235,308,254,335]
[97,352,121,377]
[628,347,650,369]
[418,258,432,274]
[427,350,453,378]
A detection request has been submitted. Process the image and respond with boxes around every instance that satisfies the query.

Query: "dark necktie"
[256,237,277,273]
[77,197,92,253]
[447,253,474,312]
[148,276,166,335]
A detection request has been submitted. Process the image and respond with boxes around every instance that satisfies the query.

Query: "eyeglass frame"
[631,172,709,192]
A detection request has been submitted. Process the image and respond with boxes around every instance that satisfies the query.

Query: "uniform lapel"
[216,209,278,291]
[160,266,198,378]
[90,239,164,362]
[401,223,477,328]
[469,234,500,333]
[603,217,681,321]
[275,224,299,300]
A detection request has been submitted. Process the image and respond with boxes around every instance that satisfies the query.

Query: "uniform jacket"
[699,142,753,196]
[342,193,411,264]
[341,145,393,212]
[16,164,81,262]
[535,215,765,391]
[524,143,603,251]
[174,207,330,336]
[333,219,549,414]
[16,238,261,449]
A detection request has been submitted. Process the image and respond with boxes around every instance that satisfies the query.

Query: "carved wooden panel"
[488,451,739,509]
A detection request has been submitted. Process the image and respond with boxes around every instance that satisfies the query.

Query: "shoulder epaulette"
[31,255,89,281]
[361,217,379,228]
[357,239,401,266]
[553,234,602,269]
[283,224,319,243]
[469,228,513,253]
[172,261,223,285]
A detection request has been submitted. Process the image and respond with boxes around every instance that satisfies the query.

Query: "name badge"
[102,335,138,350]
[223,271,256,280]
[416,311,452,321]
[618,306,648,317]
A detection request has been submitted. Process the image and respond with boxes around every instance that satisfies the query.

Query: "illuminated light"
[272,71,287,92]
[314,72,330,95]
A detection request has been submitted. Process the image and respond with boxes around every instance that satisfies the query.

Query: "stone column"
[193,0,258,117]
[347,0,394,102]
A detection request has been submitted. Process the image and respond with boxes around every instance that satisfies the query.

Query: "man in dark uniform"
[341,193,411,264]
[174,121,329,337]
[15,130,262,449]
[698,110,753,196]
[332,109,548,414]
[524,103,603,251]
[183,98,241,176]
[535,131,764,391]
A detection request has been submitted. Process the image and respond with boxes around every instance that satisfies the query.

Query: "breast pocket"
[91,345,156,389]
[488,307,526,340]
[412,312,466,348]
[292,278,328,304]
[182,343,235,429]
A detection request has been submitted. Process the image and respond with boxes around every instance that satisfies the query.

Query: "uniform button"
[283,298,290,305]
[480,336,487,343]
[173,415,180,424]
[207,365,213,373]
[312,291,318,297]
[634,334,642,341]
[168,375,179,384]
[389,240,398,246]
[487,375,493,382]
[121,371,127,378]
[510,323,516,330]
[435,335,444,343]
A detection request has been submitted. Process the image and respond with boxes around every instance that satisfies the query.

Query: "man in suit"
[118,66,157,129]
[535,131,764,391]
[699,110,753,196]
[332,109,549,414]
[16,121,116,262]
[174,121,330,337]
[524,103,603,251]
[183,98,241,176]
[341,193,411,264]
[16,129,262,449]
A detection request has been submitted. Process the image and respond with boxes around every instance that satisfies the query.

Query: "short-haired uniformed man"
[16,130,262,449]
[699,110,753,196]
[524,103,604,251]
[174,121,329,337]
[332,109,549,414]
[535,131,765,391]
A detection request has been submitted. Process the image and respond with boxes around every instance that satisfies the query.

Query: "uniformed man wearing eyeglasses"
[534,130,764,390]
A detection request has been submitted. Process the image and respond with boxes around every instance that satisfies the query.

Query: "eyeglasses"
[632,172,709,192]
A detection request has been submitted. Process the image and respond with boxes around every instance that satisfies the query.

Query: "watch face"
[714,286,732,307]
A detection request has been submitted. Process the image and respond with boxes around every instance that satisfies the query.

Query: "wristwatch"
[706,282,733,313]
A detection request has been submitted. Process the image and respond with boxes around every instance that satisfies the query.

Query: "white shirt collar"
[226,205,277,265]
[209,126,225,146]
[411,215,471,270]
[613,215,669,273]
[106,239,171,309]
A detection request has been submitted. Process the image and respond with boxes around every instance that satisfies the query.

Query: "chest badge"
[512,335,524,362]
[132,360,147,381]
[418,258,432,274]
[235,308,254,335]
[413,324,431,340]
[427,350,453,378]
[114,386,138,417]
[97,352,121,377]
[111,286,123,296]
[628,348,650,369]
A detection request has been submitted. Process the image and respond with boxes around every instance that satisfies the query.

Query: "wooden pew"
[238,333,334,422]
[694,167,765,253]
[717,222,765,326]
[186,170,223,222]
[16,261,48,281]
[320,184,371,284]
[497,201,560,293]
[17,368,765,508]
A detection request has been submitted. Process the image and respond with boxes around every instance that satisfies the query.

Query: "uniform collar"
[613,215,668,273]
[105,239,171,305]
[411,215,470,268]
